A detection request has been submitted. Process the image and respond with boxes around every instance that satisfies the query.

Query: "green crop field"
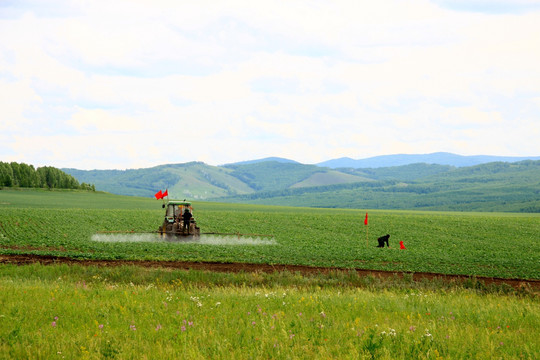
[1,189,539,279]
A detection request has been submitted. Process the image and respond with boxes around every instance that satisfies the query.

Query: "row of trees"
[0,162,95,191]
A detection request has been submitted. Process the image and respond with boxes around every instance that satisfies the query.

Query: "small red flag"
[162,189,168,198]
[364,212,368,226]
[155,190,163,199]
[400,241,406,250]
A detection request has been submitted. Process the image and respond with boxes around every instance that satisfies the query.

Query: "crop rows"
[1,191,539,279]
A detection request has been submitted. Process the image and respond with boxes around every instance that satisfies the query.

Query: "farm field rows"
[0,189,539,279]
[0,263,537,360]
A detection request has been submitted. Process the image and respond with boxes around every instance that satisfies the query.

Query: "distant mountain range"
[224,152,540,168]
[318,152,540,168]
[63,152,540,212]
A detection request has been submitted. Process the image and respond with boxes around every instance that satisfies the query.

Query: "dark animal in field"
[377,234,390,248]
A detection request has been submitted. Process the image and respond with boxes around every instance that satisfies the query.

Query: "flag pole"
[364,212,369,247]
[366,223,368,247]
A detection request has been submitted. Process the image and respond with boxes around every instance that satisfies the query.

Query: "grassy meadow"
[0,264,538,360]
[0,189,539,279]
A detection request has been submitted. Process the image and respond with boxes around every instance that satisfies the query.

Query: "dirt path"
[1,253,538,291]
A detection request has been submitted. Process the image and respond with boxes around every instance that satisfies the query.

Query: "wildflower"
[155,324,162,331]
[181,326,186,332]
[215,302,221,306]
[130,324,136,331]
[320,311,326,318]
[99,324,104,330]
[188,321,193,327]
[409,326,416,332]
[289,333,295,339]
[252,321,256,326]
[423,329,432,338]
[51,321,57,327]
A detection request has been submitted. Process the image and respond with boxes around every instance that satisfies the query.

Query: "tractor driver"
[182,208,192,233]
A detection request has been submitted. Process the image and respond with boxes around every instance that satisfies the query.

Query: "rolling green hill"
[64,161,367,199]
[65,162,255,199]
[63,160,540,213]
[217,161,540,212]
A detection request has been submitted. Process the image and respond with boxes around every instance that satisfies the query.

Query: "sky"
[1,0,540,170]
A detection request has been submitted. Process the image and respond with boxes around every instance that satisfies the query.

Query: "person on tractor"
[182,208,192,234]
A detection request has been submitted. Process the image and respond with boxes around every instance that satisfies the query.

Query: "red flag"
[400,241,406,250]
[155,190,163,199]
[162,189,168,198]
[364,212,368,226]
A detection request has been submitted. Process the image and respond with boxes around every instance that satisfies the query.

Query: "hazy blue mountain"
[317,152,540,169]
[223,157,299,166]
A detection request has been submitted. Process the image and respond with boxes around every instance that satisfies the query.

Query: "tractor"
[158,200,200,238]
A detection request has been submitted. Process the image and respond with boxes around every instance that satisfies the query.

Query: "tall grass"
[0,264,537,359]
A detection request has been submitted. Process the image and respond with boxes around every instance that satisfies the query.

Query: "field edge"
[1,253,538,292]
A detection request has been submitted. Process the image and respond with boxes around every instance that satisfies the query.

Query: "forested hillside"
[64,161,365,198]
[0,162,94,190]
[65,162,255,198]
[62,159,540,212]
[216,161,540,212]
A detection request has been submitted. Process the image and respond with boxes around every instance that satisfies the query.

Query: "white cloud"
[1,0,540,169]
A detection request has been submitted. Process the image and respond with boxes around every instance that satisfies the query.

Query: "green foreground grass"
[0,264,538,359]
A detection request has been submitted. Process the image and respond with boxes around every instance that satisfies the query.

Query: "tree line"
[0,162,95,191]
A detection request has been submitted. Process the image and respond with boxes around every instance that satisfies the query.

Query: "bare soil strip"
[0,254,538,291]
